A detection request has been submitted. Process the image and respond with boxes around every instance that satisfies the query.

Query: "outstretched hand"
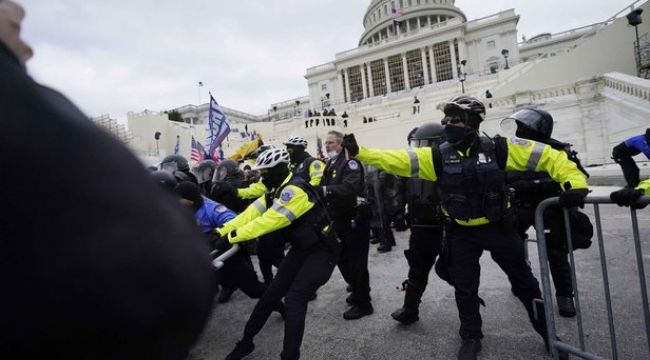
[342,134,359,157]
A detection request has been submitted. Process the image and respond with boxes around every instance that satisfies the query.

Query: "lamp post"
[459,59,467,94]
[154,131,161,156]
[501,49,510,70]
[627,8,644,77]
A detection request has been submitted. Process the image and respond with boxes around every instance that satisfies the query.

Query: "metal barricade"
[211,244,240,269]
[534,196,650,360]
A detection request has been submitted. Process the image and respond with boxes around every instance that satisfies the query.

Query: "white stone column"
[449,41,458,79]
[429,45,437,83]
[417,17,421,29]
[338,71,345,103]
[344,68,352,103]
[402,53,410,90]
[360,64,368,99]
[421,47,430,85]
[406,18,411,33]
[384,58,392,93]
[457,38,467,69]
[367,62,375,97]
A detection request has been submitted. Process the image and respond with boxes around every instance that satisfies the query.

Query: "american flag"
[391,0,403,17]
[207,94,231,160]
[190,136,205,162]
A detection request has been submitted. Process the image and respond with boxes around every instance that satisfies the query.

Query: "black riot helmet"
[410,122,445,148]
[501,108,554,140]
[213,159,241,182]
[439,95,486,129]
[151,170,178,192]
[196,159,217,184]
[160,154,190,173]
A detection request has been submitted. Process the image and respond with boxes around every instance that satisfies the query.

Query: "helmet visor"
[196,168,213,184]
[161,162,178,174]
[213,167,228,182]
[499,118,518,137]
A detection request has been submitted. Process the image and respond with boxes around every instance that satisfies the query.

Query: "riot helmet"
[410,123,445,148]
[500,108,554,140]
[195,159,217,184]
[160,154,189,173]
[213,159,240,182]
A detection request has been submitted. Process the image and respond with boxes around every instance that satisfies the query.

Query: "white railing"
[603,72,650,102]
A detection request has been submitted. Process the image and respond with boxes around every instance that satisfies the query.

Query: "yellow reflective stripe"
[271,203,297,222]
[527,142,546,171]
[311,171,324,177]
[407,150,420,178]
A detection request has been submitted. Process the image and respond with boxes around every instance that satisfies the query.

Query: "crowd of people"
[2,1,650,359]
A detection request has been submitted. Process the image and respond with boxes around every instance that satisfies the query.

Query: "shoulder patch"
[348,161,359,170]
[215,205,228,213]
[280,188,295,203]
[313,161,322,170]
[510,137,531,147]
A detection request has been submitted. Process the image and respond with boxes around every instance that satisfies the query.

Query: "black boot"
[346,294,355,305]
[343,304,374,320]
[225,340,255,360]
[391,280,423,325]
[556,296,576,318]
[457,338,481,360]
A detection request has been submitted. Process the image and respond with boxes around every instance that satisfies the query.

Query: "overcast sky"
[19,0,632,121]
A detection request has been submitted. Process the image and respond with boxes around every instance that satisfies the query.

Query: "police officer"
[174,181,285,317]
[612,128,650,188]
[318,130,373,320]
[160,154,199,184]
[503,108,591,318]
[366,166,393,252]
[208,159,258,302]
[391,123,446,325]
[215,148,336,360]
[151,169,178,193]
[283,136,326,186]
[343,96,586,360]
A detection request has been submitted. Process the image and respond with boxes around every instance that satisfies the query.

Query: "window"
[370,59,387,96]
[348,66,364,102]
[406,49,424,88]
[388,55,405,92]
[487,40,496,49]
[433,41,453,82]
[321,83,327,91]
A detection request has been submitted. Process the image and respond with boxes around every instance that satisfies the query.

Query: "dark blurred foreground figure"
[0,5,216,357]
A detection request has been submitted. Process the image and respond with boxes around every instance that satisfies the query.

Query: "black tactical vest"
[406,177,442,225]
[265,176,331,250]
[293,156,316,183]
[437,137,508,222]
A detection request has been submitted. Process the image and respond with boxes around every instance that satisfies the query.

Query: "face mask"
[327,150,339,159]
[444,125,467,144]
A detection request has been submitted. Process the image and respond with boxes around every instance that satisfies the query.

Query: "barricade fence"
[534,196,650,360]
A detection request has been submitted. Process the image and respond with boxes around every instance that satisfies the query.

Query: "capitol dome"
[360,0,467,46]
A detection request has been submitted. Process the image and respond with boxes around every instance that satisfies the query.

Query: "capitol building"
[124,0,650,176]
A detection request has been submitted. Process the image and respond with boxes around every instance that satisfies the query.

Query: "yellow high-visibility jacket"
[219,174,316,243]
[356,137,589,226]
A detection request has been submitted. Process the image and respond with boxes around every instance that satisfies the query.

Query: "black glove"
[212,233,232,251]
[342,134,359,157]
[558,188,588,208]
[610,188,646,209]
